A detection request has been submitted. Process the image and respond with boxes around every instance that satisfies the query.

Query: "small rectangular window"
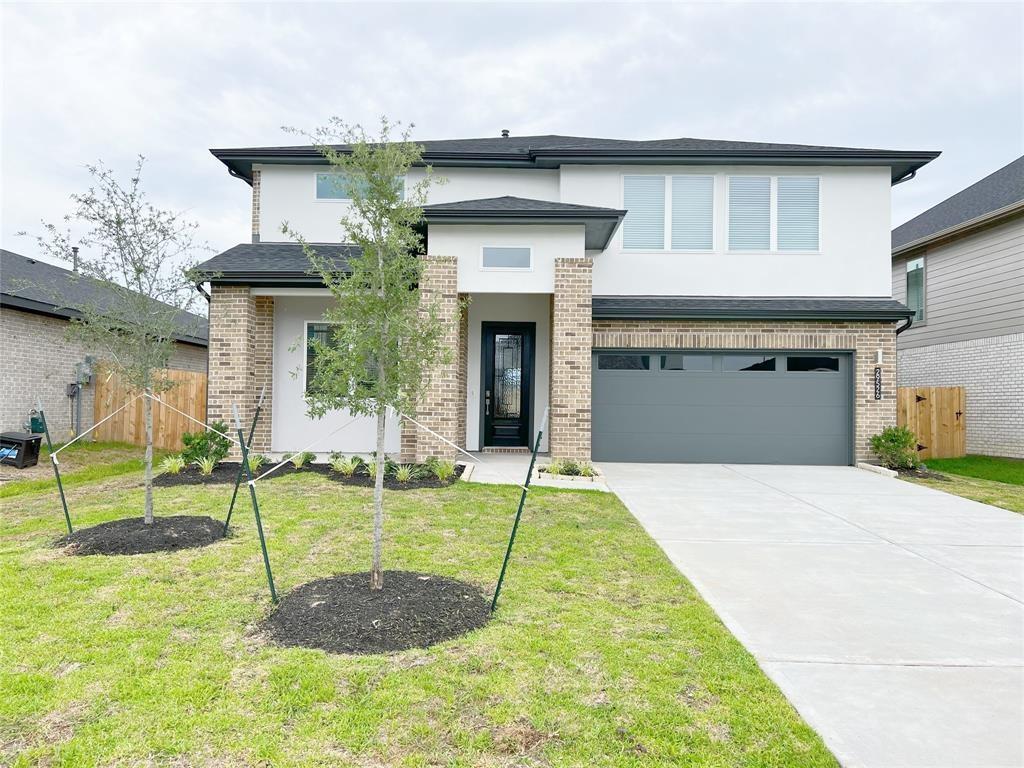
[482,246,531,270]
[728,176,771,250]
[671,176,714,250]
[623,176,666,249]
[906,257,925,322]
[724,355,776,372]
[316,172,403,200]
[598,354,650,371]
[306,322,338,393]
[777,177,820,251]
[787,356,840,372]
[661,354,713,371]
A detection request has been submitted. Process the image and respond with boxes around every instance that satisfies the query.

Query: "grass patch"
[0,441,169,499]
[923,455,1024,486]
[0,470,836,766]
[904,473,1024,515]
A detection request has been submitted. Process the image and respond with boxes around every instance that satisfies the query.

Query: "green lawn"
[0,468,835,767]
[905,473,1024,515]
[922,455,1024,486]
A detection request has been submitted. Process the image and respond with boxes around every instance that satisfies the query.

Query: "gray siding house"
[0,249,209,440]
[891,156,1024,458]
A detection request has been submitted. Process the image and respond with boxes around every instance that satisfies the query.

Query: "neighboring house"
[198,134,938,465]
[0,249,209,440]
[891,156,1024,459]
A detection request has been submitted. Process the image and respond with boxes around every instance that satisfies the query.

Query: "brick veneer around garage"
[592,319,899,464]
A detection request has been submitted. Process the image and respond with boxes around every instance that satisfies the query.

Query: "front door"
[482,323,534,447]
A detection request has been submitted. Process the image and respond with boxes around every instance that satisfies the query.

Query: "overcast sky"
[2,2,1021,269]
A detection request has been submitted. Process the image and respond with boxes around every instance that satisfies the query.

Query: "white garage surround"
[270,295,401,455]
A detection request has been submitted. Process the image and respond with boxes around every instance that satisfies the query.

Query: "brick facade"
[549,257,594,461]
[592,318,899,463]
[207,286,274,455]
[251,169,261,243]
[406,256,465,462]
[0,306,207,440]
[898,332,1023,458]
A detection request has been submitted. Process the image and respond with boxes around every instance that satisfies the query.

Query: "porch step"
[481,446,531,454]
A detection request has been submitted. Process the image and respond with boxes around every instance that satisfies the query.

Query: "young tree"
[283,117,453,591]
[21,158,205,525]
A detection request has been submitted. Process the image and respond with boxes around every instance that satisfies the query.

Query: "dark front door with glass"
[482,323,534,448]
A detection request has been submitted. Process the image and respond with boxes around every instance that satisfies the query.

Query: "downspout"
[194,283,211,302]
[892,169,917,186]
[896,316,913,335]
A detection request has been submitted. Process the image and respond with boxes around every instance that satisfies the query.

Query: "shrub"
[365,459,379,479]
[158,454,186,475]
[870,426,920,470]
[394,464,415,483]
[180,422,231,465]
[560,460,581,476]
[289,451,316,469]
[543,459,563,475]
[542,459,594,478]
[247,453,268,473]
[578,463,596,478]
[433,459,457,483]
[194,456,216,476]
[330,454,363,476]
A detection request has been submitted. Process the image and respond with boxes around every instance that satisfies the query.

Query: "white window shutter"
[623,176,666,249]
[777,177,820,251]
[671,176,714,249]
[728,176,771,250]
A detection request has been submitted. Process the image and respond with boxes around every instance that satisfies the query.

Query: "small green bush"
[194,456,217,476]
[158,455,186,475]
[330,454,362,476]
[247,453,268,473]
[870,426,920,470]
[578,463,596,478]
[433,459,457,483]
[181,422,231,465]
[289,451,316,469]
[394,464,415,483]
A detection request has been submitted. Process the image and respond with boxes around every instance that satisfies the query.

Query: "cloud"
[2,1,1021,268]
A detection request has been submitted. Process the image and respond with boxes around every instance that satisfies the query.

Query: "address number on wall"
[874,367,882,400]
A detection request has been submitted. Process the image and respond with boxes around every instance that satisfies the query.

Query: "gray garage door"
[592,351,852,465]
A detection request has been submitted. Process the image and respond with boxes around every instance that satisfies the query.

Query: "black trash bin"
[0,432,43,469]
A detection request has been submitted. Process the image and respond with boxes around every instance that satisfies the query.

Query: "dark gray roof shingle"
[195,242,357,284]
[892,156,1024,252]
[592,295,913,321]
[1,249,208,345]
[423,196,624,215]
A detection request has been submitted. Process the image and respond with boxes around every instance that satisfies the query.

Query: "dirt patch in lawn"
[58,515,225,556]
[263,570,491,655]
[154,462,464,490]
[899,467,950,481]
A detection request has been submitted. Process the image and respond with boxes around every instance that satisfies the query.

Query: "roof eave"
[424,210,625,250]
[892,199,1024,256]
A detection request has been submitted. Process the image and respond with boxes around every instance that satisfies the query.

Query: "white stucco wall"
[561,164,893,297]
[427,224,585,294]
[464,293,551,452]
[270,296,400,454]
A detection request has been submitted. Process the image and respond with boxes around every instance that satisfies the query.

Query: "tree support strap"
[491,407,548,613]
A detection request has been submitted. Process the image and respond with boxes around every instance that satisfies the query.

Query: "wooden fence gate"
[93,368,208,451]
[896,386,966,460]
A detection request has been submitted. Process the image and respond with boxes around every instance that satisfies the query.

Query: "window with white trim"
[315,172,404,200]
[482,246,531,270]
[727,175,820,252]
[906,256,925,322]
[622,174,714,251]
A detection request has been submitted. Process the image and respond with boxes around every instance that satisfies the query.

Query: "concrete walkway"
[599,463,1024,768]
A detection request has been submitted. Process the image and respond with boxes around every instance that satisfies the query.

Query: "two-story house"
[891,156,1023,459]
[197,134,937,466]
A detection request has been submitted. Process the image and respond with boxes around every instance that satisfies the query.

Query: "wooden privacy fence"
[93,368,208,451]
[897,386,966,460]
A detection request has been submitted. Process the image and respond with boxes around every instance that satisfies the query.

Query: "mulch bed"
[262,570,491,655]
[899,467,950,480]
[154,462,464,490]
[58,515,225,556]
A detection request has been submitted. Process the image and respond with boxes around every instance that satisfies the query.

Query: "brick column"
[251,169,261,243]
[207,286,274,457]
[410,256,463,462]
[549,257,593,461]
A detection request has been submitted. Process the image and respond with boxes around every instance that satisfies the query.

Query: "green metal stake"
[224,385,265,534]
[234,404,277,604]
[37,399,73,535]
[491,408,548,613]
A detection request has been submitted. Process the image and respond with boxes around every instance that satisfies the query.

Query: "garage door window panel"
[724,355,777,372]
[661,354,714,371]
[787,356,840,372]
[597,354,651,371]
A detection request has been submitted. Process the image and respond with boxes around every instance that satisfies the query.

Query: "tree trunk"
[143,388,154,524]
[370,405,386,590]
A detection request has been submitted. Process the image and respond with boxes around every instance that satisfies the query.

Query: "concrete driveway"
[599,463,1024,768]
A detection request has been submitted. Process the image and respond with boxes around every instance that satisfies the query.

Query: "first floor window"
[306,322,338,394]
[906,257,925,322]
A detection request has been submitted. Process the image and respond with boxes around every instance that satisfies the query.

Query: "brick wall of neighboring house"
[251,169,261,243]
[549,257,593,462]
[897,332,1024,458]
[406,256,464,462]
[592,319,899,463]
[0,306,207,441]
[207,285,274,456]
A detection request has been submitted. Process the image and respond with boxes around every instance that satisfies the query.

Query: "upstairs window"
[777,177,820,251]
[728,176,771,250]
[623,175,715,251]
[315,172,404,200]
[482,246,531,270]
[906,257,925,322]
